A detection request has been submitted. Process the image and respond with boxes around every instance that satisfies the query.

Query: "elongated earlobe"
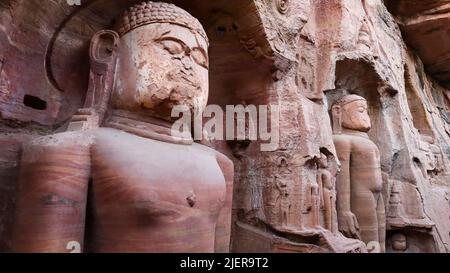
[67,30,120,132]
[86,30,120,111]
[332,105,342,134]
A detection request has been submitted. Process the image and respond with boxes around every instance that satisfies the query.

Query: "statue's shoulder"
[192,143,234,169]
[24,130,96,149]
[332,134,353,145]
[215,150,234,171]
[92,126,122,139]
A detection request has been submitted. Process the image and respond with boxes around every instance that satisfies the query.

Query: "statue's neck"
[339,128,370,139]
[104,109,193,145]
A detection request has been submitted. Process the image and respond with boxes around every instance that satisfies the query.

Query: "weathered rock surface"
[0,0,449,253]
[386,0,450,88]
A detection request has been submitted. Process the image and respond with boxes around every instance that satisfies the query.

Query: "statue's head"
[390,233,407,251]
[331,94,371,134]
[111,1,209,121]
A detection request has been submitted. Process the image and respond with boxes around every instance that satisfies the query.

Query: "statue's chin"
[360,126,371,132]
[342,122,371,132]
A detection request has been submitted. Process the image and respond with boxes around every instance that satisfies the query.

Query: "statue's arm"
[12,138,91,253]
[377,194,386,252]
[334,136,360,239]
[214,153,234,253]
[318,170,324,207]
[335,138,351,213]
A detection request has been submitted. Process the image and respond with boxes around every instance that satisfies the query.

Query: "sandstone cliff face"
[386,0,450,88]
[0,0,449,253]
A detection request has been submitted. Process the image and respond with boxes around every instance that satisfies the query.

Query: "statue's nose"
[181,56,192,70]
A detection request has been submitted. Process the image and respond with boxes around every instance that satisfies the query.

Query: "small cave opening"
[217,25,227,34]
[23,95,47,111]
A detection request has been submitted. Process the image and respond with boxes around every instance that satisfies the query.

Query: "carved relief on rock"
[273,156,293,227]
[416,135,446,179]
[264,154,295,229]
[301,158,321,230]
[317,153,336,232]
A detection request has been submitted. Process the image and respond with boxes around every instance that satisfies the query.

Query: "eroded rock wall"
[0,0,449,253]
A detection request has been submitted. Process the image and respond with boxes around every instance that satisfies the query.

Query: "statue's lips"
[167,69,200,87]
[136,87,201,119]
[136,74,201,102]
[161,74,204,102]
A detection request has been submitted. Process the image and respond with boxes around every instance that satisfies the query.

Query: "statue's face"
[341,100,371,132]
[112,23,209,120]
[391,234,407,251]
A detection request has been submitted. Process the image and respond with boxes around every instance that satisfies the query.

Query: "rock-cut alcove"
[325,56,442,253]
[326,57,398,174]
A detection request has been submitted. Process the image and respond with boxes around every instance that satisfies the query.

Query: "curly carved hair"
[116,1,208,44]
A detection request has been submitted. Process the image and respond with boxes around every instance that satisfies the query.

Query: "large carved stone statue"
[331,94,386,253]
[11,1,233,253]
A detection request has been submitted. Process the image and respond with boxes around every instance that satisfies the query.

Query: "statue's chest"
[90,131,226,219]
[351,137,381,164]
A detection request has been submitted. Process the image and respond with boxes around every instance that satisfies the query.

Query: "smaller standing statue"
[317,153,335,232]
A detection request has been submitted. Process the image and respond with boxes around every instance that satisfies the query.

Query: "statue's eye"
[191,47,209,69]
[159,39,185,55]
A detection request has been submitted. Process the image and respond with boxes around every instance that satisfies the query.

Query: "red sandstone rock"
[0,0,449,253]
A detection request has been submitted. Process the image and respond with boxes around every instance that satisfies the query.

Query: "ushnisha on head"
[331,94,371,134]
[115,1,208,42]
[111,1,210,121]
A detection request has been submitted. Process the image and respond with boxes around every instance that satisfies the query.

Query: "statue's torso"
[335,134,382,193]
[88,128,227,252]
[320,169,333,189]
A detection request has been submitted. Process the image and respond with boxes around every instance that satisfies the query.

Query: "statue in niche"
[331,94,386,253]
[387,183,402,220]
[430,144,444,174]
[273,157,292,227]
[416,134,447,179]
[277,179,291,227]
[304,161,320,228]
[389,233,407,252]
[311,185,320,228]
[11,1,233,253]
[317,153,335,232]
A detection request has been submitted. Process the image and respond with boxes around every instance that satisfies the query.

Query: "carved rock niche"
[326,58,398,173]
[326,57,443,252]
